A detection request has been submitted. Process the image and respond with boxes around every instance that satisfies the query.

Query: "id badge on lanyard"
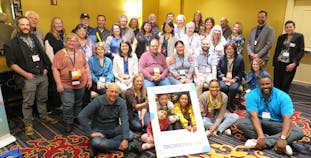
[32,55,40,62]
[154,67,160,76]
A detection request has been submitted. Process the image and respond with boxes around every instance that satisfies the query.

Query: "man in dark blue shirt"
[78,83,141,157]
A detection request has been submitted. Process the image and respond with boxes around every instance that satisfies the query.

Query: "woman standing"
[106,24,123,59]
[132,20,158,59]
[217,43,244,112]
[113,41,138,92]
[44,17,65,111]
[129,18,140,36]
[206,25,227,64]
[168,41,194,85]
[158,21,178,58]
[181,22,201,56]
[273,20,305,93]
[200,17,215,39]
[52,33,92,133]
[74,24,95,60]
[124,74,149,132]
[227,22,245,54]
[192,10,203,34]
[88,42,114,95]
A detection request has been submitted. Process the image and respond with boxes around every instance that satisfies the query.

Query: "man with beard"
[237,75,304,156]
[95,14,110,42]
[194,39,218,96]
[4,16,58,135]
[246,10,274,64]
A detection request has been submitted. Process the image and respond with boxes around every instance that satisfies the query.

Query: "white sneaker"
[285,145,293,156]
[206,130,211,136]
[244,139,257,148]
[224,129,232,136]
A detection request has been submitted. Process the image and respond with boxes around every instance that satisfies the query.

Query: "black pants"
[274,62,297,93]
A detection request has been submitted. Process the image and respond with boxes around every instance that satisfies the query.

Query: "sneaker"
[25,124,34,135]
[223,129,232,136]
[41,116,58,124]
[206,130,211,136]
[244,139,257,148]
[285,145,293,156]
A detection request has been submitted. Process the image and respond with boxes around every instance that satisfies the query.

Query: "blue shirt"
[245,87,293,122]
[78,95,129,139]
[88,56,114,83]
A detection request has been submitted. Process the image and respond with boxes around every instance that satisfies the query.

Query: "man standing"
[220,17,232,39]
[25,11,44,47]
[78,83,140,157]
[247,10,274,64]
[119,15,135,44]
[139,38,170,88]
[237,75,304,156]
[95,14,110,43]
[4,17,57,135]
[148,13,159,34]
[194,39,217,96]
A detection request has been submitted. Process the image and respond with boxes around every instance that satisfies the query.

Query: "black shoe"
[64,123,72,133]
[74,118,80,125]
[132,138,143,152]
[89,146,97,158]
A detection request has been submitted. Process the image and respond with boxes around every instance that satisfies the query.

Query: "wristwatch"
[280,135,287,140]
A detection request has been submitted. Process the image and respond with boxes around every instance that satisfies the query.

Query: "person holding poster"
[140,106,171,150]
[199,79,239,136]
[173,92,196,132]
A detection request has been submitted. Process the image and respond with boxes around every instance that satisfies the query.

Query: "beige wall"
[20,0,291,76]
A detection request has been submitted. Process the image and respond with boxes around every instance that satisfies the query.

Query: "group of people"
[3,8,305,157]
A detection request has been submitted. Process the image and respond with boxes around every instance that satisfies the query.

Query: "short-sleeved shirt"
[245,87,293,122]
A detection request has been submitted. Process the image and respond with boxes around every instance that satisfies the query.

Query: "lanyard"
[263,96,271,112]
[66,49,76,67]
[188,37,193,46]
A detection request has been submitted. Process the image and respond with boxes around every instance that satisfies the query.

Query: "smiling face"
[158,94,169,106]
[76,27,87,39]
[225,45,235,57]
[95,44,106,57]
[285,22,295,35]
[134,76,144,89]
[209,81,220,97]
[120,42,129,54]
[175,42,185,55]
[257,12,267,25]
[164,23,173,33]
[18,18,31,36]
[260,77,273,96]
[252,60,260,72]
[232,23,240,35]
[158,109,168,120]
[179,94,189,107]
[54,18,63,32]
[143,23,152,33]
[106,83,120,105]
[112,25,121,36]
[65,36,78,50]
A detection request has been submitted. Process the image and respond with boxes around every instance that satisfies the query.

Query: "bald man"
[220,17,232,39]
[78,83,141,157]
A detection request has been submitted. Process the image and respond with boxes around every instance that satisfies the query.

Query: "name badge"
[226,72,232,79]
[99,76,106,82]
[289,43,296,47]
[205,67,211,73]
[72,80,81,85]
[254,40,257,46]
[262,112,271,120]
[154,67,160,76]
[282,51,289,58]
[32,55,40,62]
[70,69,81,81]
[179,69,186,75]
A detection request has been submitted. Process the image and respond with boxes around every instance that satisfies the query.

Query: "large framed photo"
[147,83,210,158]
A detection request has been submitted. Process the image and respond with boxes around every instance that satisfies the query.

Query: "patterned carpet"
[0,83,310,158]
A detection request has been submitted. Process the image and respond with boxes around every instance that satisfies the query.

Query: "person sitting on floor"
[156,93,181,130]
[140,106,171,151]
[78,83,141,157]
[199,79,239,136]
[237,75,304,156]
[173,92,197,132]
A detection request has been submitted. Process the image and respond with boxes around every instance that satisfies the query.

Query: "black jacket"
[217,54,245,83]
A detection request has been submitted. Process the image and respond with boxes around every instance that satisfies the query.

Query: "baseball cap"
[80,13,90,19]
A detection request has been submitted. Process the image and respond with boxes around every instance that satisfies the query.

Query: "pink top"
[52,48,91,89]
[146,119,170,136]
[139,51,168,81]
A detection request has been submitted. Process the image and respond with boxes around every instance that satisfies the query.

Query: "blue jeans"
[60,87,85,124]
[144,77,171,88]
[129,111,150,132]
[237,118,304,147]
[219,81,240,111]
[203,113,239,132]
[91,126,135,152]
[169,77,193,85]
